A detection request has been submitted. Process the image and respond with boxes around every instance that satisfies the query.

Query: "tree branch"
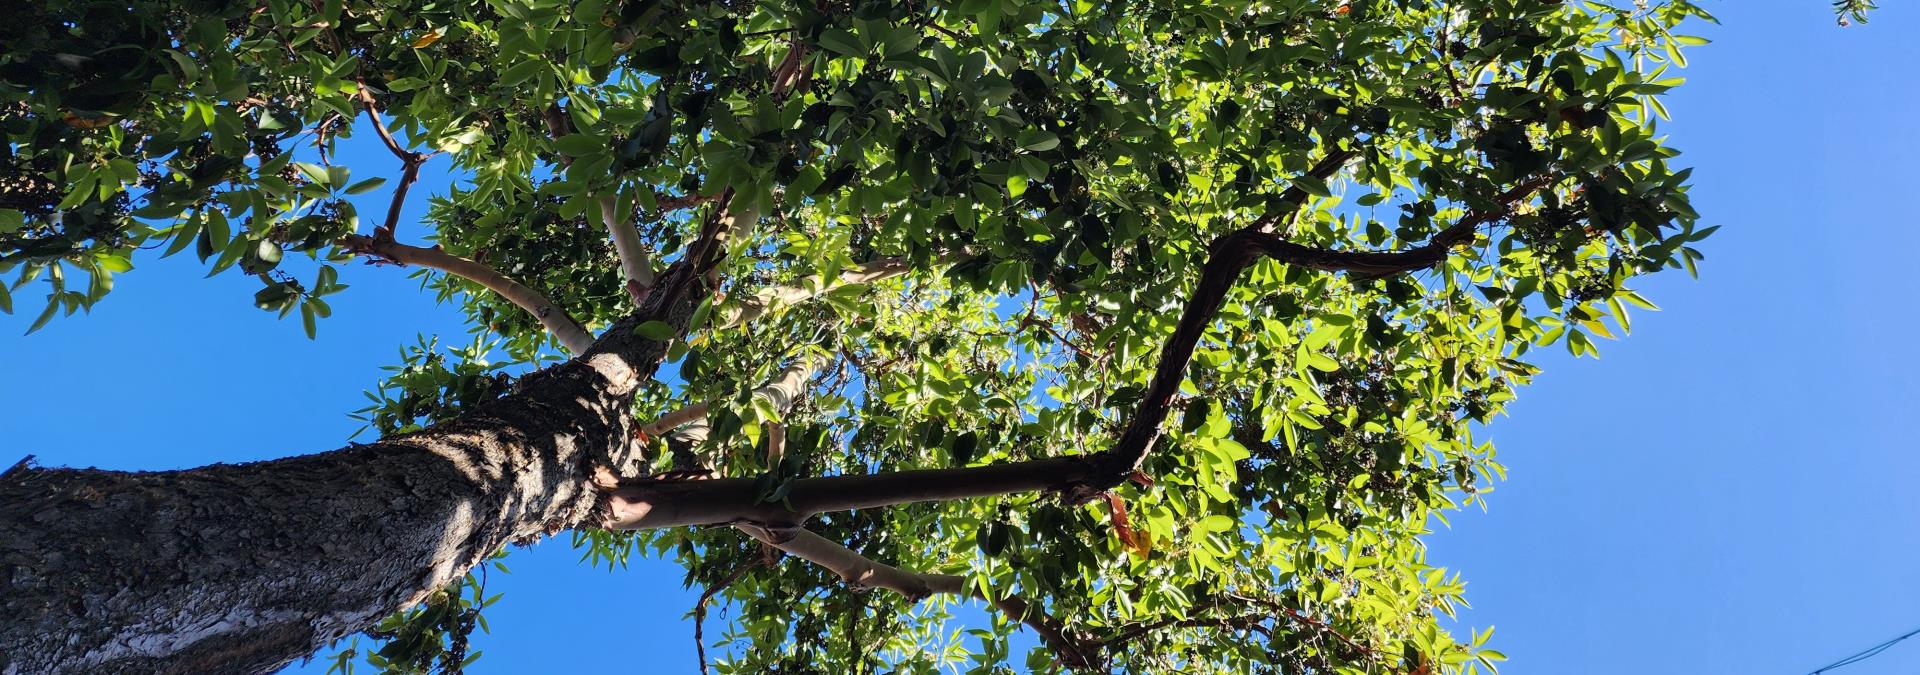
[355,79,429,243]
[714,257,912,330]
[605,456,1095,530]
[692,563,755,675]
[1078,168,1559,495]
[735,524,1100,670]
[355,80,414,164]
[641,403,711,439]
[598,194,656,296]
[648,355,820,474]
[341,234,594,353]
[656,192,720,212]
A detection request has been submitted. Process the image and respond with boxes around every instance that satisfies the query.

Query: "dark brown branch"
[990,594,1100,670]
[1073,152,1349,495]
[693,563,755,675]
[377,159,424,242]
[604,456,1095,530]
[355,79,429,243]
[1255,150,1358,231]
[354,80,413,162]
[607,165,1555,526]
[1078,167,1559,496]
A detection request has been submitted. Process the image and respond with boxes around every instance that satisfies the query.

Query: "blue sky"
[2,3,1915,673]
[1423,3,1920,673]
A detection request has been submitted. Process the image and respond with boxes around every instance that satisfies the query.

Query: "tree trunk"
[0,298,682,674]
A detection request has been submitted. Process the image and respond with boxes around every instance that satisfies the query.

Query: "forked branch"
[713,257,913,330]
[1080,168,1560,493]
[608,168,1559,524]
[354,79,430,243]
[341,235,594,353]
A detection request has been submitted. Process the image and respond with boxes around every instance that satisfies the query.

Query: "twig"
[354,79,431,242]
[693,564,755,675]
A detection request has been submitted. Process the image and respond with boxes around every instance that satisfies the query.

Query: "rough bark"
[0,255,700,674]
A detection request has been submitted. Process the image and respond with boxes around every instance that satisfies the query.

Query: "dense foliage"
[3,0,1724,672]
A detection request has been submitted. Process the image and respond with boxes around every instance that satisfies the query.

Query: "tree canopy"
[1,0,1721,672]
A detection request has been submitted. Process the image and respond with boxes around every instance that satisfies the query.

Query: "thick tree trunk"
[0,282,688,673]
[0,356,632,674]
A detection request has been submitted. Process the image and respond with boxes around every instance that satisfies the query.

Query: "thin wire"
[1809,624,1920,674]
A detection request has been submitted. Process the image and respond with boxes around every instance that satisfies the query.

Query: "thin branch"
[641,402,711,439]
[651,354,819,476]
[594,188,714,302]
[1078,164,1558,495]
[599,194,656,296]
[657,192,721,213]
[693,563,755,675]
[377,160,424,242]
[355,79,430,243]
[583,37,798,316]
[341,234,594,353]
[355,80,414,163]
[1086,593,1381,669]
[1219,592,1380,661]
[539,101,655,299]
[613,79,1523,537]
[736,524,1100,670]
[714,257,912,330]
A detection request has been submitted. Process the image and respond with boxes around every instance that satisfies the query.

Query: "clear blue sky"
[2,3,1915,673]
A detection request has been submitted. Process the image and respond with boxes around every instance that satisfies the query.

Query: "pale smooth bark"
[597,194,655,291]
[644,353,820,450]
[340,234,594,354]
[714,257,912,329]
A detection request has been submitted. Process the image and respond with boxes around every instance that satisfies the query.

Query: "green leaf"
[1019,129,1061,152]
[163,49,201,82]
[1200,515,1237,532]
[95,254,134,273]
[296,162,331,186]
[816,29,865,57]
[498,60,545,87]
[552,134,605,157]
[1290,175,1331,197]
[25,299,57,334]
[633,320,675,341]
[300,301,318,339]
[343,177,388,195]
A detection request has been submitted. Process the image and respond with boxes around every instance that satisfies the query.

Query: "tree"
[0,0,1717,672]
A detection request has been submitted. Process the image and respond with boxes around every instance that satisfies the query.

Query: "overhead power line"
[1809,624,1920,674]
